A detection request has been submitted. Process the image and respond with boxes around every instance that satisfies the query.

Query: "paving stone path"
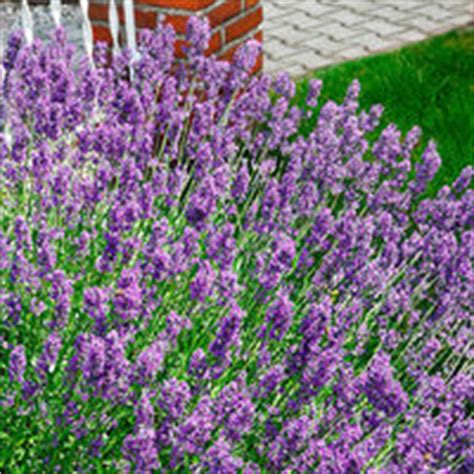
[1,1,472,76]
[263,0,473,75]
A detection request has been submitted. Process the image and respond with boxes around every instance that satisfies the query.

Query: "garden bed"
[1,18,472,473]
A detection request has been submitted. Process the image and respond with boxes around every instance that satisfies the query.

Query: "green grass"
[296,27,474,194]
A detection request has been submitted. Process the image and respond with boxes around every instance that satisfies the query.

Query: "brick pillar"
[88,0,263,72]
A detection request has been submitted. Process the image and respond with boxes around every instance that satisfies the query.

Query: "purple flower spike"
[185,16,211,57]
[9,345,26,384]
[36,332,62,380]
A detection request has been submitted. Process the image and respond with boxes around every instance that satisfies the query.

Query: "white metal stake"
[50,0,62,28]
[2,66,12,149]
[123,0,139,78]
[21,0,34,45]
[79,0,93,62]
[109,0,120,55]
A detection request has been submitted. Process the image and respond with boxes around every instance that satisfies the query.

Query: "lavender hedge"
[1,18,473,473]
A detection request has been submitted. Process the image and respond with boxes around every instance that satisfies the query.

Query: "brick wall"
[88,0,263,72]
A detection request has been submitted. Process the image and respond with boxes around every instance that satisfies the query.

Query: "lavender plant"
[1,18,473,473]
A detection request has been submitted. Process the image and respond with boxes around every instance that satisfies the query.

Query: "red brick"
[250,30,264,74]
[164,14,190,34]
[92,24,113,45]
[207,0,241,28]
[134,9,158,29]
[134,0,215,10]
[225,7,263,43]
[245,0,260,8]
[252,52,263,74]
[207,30,223,54]
[254,29,263,43]
[174,39,187,59]
[89,6,158,30]
[88,4,109,22]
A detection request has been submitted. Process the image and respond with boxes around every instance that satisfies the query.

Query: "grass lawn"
[296,27,474,195]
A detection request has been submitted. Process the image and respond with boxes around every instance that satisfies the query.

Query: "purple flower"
[255,364,285,398]
[83,287,110,334]
[159,378,191,419]
[135,340,167,384]
[14,216,32,250]
[358,352,407,418]
[3,30,24,72]
[113,268,142,322]
[209,303,243,359]
[74,331,130,399]
[273,72,295,100]
[231,166,250,202]
[9,345,26,384]
[185,16,211,57]
[36,332,62,380]
[410,140,441,194]
[452,165,473,194]
[217,380,255,441]
[47,270,73,329]
[165,311,191,344]
[233,39,261,73]
[307,78,322,108]
[267,416,313,471]
[190,261,215,302]
[207,223,236,270]
[136,391,155,428]
[202,437,244,473]
[80,334,106,383]
[261,290,293,341]
[189,348,207,380]
[175,396,215,457]
[122,427,160,473]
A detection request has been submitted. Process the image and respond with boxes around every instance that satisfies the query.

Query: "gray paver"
[267,23,326,45]
[371,6,412,22]
[450,2,472,14]
[286,10,330,29]
[412,4,463,21]
[334,2,381,13]
[390,29,428,44]
[264,3,290,21]
[284,63,308,77]
[351,32,393,52]
[265,57,298,74]
[345,1,383,15]
[301,34,347,54]
[263,0,471,74]
[402,15,452,33]
[315,22,366,41]
[293,2,339,17]
[333,45,367,60]
[444,13,473,27]
[264,38,308,61]
[326,10,369,27]
[286,50,334,71]
[361,19,408,36]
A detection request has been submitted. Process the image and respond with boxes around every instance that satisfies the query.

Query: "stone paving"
[263,0,473,75]
[1,1,472,76]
